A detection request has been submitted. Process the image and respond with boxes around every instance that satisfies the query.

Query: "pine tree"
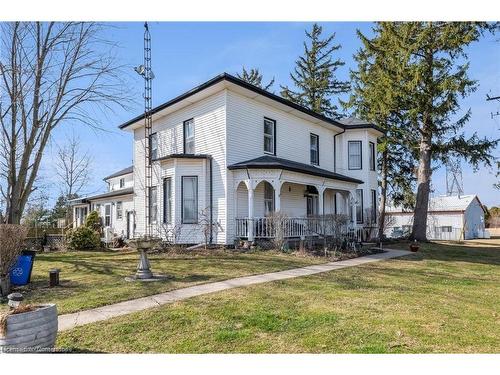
[281,23,349,119]
[346,23,418,239]
[236,67,275,91]
[384,22,498,241]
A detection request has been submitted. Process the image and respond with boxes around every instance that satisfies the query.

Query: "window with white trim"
[370,189,377,223]
[263,182,275,215]
[183,119,195,154]
[356,189,363,224]
[163,177,172,224]
[119,178,125,188]
[310,133,319,165]
[369,141,376,171]
[348,141,362,170]
[264,118,276,155]
[116,201,123,220]
[149,133,158,160]
[148,186,158,224]
[104,204,111,227]
[182,176,198,224]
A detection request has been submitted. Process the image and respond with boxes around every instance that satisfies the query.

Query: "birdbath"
[126,236,163,280]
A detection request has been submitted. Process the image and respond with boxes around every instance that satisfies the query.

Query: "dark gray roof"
[70,187,134,205]
[118,73,383,134]
[228,156,363,184]
[154,153,211,162]
[338,117,384,133]
[103,166,133,181]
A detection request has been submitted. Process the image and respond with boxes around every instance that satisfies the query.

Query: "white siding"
[133,91,227,243]
[107,173,134,191]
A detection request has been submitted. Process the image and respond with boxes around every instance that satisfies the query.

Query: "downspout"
[333,128,346,173]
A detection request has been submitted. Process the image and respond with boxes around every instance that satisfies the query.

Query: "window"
[183,119,195,154]
[182,176,198,223]
[371,189,377,223]
[148,186,158,224]
[263,118,276,155]
[310,133,319,165]
[369,142,376,171]
[116,201,123,220]
[356,189,363,224]
[348,141,362,170]
[402,225,412,233]
[163,177,172,224]
[441,226,452,233]
[104,204,111,227]
[149,133,158,160]
[119,178,125,188]
[263,182,275,215]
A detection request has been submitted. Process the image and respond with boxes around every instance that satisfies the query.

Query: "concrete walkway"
[58,249,410,331]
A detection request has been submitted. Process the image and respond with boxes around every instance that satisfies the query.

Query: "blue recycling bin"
[10,250,36,286]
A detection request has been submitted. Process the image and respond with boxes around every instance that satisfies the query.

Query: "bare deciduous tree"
[54,133,93,222]
[0,22,130,224]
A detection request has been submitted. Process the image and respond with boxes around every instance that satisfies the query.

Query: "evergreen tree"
[346,23,419,239]
[281,23,349,119]
[384,22,498,241]
[236,67,275,91]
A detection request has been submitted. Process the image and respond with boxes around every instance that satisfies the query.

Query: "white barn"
[73,73,384,245]
[385,194,487,240]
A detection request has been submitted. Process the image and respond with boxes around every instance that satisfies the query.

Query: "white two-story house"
[71,166,135,238]
[116,73,382,245]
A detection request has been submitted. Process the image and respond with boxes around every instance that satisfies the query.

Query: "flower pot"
[409,244,419,252]
[0,304,58,353]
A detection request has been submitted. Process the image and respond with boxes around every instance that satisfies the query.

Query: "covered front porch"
[229,158,364,242]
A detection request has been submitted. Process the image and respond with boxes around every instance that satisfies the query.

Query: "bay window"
[182,176,198,224]
[348,141,362,170]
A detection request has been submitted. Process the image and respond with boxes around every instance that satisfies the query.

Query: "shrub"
[0,224,28,296]
[66,226,100,251]
[84,211,101,232]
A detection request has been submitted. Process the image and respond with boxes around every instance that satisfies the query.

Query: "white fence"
[236,217,366,242]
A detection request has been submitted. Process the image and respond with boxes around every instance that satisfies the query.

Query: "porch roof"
[69,187,134,205]
[228,155,363,184]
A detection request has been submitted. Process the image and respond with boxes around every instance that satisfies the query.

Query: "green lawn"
[57,240,500,353]
[6,249,323,315]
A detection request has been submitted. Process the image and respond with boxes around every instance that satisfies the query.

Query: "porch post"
[350,191,358,227]
[317,186,326,216]
[274,182,281,212]
[247,184,255,242]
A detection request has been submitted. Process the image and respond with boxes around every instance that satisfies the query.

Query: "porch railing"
[235,217,365,242]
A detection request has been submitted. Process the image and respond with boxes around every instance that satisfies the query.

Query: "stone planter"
[0,304,58,352]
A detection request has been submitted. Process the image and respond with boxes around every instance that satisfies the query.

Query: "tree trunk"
[411,133,432,241]
[378,148,388,240]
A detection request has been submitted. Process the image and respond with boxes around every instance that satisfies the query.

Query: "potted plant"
[409,240,419,252]
[0,224,29,296]
[0,300,58,352]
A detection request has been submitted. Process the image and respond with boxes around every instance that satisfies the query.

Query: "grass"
[57,239,500,353]
[3,249,323,315]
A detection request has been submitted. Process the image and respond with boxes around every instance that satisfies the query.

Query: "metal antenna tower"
[134,22,155,237]
[445,158,464,197]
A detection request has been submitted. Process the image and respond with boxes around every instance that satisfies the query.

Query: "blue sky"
[43,22,500,207]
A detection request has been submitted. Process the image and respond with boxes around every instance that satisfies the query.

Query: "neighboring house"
[117,73,382,245]
[385,194,487,240]
[71,166,135,239]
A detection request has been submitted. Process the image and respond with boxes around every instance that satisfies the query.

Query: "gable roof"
[387,194,484,213]
[103,166,133,181]
[228,155,363,184]
[118,73,383,135]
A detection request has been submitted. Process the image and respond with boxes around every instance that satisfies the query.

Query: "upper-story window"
[310,133,319,166]
[263,117,276,155]
[183,119,195,154]
[119,178,125,188]
[369,141,376,171]
[149,133,158,160]
[348,141,362,170]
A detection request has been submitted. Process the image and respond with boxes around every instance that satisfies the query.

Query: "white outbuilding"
[385,194,487,240]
